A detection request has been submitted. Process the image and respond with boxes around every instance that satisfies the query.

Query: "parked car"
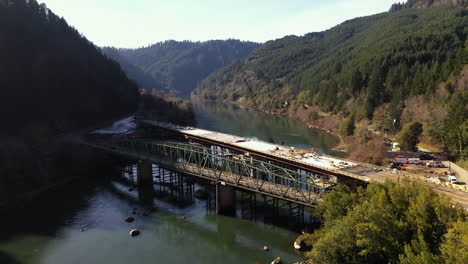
[426,161,444,167]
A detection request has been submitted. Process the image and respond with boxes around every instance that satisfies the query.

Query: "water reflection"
[193,101,345,156]
[0,176,303,264]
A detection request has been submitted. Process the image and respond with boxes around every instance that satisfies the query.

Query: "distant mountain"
[0,0,139,136]
[102,47,163,92]
[103,40,259,98]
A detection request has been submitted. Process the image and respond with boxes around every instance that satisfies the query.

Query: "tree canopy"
[303,181,466,264]
[194,4,467,159]
[0,0,139,137]
[396,121,424,151]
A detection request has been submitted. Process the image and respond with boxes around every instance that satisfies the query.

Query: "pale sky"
[37,0,402,48]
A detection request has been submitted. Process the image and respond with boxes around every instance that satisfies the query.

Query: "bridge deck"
[141,120,396,183]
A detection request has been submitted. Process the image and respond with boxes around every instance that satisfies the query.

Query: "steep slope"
[102,47,163,92]
[195,6,466,112]
[0,0,139,137]
[103,40,259,98]
[195,3,467,159]
[195,7,468,117]
[0,0,141,204]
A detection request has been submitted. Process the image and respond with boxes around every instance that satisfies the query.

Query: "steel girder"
[107,139,336,205]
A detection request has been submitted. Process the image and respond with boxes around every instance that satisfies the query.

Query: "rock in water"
[271,257,282,264]
[294,241,302,250]
[294,233,312,251]
[263,245,269,251]
[129,229,140,237]
[124,217,135,223]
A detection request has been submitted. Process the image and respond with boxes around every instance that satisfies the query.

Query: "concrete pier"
[137,160,153,186]
[216,183,236,215]
[137,161,154,204]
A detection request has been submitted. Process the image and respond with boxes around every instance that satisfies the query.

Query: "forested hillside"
[195,3,467,161]
[299,181,467,263]
[103,40,259,98]
[0,0,139,137]
[0,0,139,203]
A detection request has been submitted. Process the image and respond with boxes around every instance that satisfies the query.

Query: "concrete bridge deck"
[140,120,396,183]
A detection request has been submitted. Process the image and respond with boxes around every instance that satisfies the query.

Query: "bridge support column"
[137,160,154,204]
[336,176,359,190]
[137,160,153,186]
[216,183,236,216]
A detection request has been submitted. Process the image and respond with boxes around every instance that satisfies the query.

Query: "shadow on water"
[0,179,102,243]
[0,157,309,264]
[0,251,22,264]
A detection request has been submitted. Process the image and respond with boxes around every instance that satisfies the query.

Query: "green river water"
[0,102,341,264]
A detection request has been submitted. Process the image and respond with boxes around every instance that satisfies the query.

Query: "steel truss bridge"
[89,138,337,206]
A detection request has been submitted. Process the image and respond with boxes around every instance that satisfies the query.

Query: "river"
[0,102,341,264]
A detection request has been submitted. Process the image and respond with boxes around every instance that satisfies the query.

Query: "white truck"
[426,161,444,167]
[448,175,457,184]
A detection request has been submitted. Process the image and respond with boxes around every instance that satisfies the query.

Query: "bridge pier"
[336,176,360,190]
[137,160,153,186]
[137,160,154,204]
[216,183,236,216]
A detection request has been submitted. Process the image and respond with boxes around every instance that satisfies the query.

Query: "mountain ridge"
[194,4,467,160]
[103,40,259,98]
[0,0,139,136]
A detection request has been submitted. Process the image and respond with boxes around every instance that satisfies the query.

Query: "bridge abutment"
[216,183,236,216]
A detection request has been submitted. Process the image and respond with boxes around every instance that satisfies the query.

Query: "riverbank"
[191,97,387,164]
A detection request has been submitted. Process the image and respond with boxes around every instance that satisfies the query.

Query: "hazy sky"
[37,0,401,48]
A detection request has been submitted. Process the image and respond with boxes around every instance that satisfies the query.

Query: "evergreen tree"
[396,121,424,152]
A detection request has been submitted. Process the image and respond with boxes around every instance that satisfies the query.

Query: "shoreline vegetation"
[193,59,467,166]
[191,96,387,164]
[294,181,467,264]
[193,3,468,167]
[142,89,196,126]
